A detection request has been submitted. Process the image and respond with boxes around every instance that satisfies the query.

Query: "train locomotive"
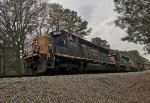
[24,30,149,75]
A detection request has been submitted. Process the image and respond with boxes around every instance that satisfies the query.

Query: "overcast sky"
[50,0,150,60]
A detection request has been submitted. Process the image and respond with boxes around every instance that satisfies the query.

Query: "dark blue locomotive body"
[24,30,110,74]
[50,30,109,61]
[48,30,110,72]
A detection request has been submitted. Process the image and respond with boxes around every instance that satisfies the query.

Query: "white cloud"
[49,0,150,60]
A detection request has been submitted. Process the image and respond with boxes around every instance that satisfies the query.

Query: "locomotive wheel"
[37,62,47,74]
[26,67,33,75]
[66,66,71,72]
[24,61,33,75]
[82,63,87,72]
[32,68,38,75]
[111,67,116,72]
[52,66,59,73]
[78,63,86,72]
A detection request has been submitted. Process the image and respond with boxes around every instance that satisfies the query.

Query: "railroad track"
[0,74,40,78]
[0,70,131,78]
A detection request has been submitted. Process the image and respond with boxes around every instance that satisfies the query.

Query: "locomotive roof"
[121,55,130,60]
[78,37,110,54]
[50,30,110,54]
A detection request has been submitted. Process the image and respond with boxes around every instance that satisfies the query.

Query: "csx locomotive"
[24,30,149,74]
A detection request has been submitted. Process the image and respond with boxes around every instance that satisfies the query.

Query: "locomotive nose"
[24,36,53,75]
[32,36,50,54]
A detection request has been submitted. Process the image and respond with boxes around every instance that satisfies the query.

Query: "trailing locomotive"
[108,54,143,72]
[24,30,149,75]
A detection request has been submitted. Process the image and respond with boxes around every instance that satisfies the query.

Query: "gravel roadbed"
[0,71,150,103]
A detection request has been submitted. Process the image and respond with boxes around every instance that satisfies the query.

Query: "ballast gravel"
[0,71,150,103]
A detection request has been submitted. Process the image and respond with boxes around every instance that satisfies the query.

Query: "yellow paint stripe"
[55,53,81,59]
[24,53,39,60]
[108,62,116,65]
[55,53,101,63]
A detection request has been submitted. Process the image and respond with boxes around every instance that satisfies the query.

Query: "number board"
[90,48,98,57]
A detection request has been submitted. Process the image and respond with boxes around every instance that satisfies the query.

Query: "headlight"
[35,40,38,46]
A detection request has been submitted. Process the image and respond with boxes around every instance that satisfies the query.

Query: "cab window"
[68,34,77,42]
[55,36,66,47]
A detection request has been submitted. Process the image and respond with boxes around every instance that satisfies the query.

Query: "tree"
[0,0,46,75]
[91,37,110,49]
[114,0,150,54]
[45,3,92,36]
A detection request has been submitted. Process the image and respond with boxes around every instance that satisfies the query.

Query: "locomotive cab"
[24,35,54,75]
[108,54,117,65]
